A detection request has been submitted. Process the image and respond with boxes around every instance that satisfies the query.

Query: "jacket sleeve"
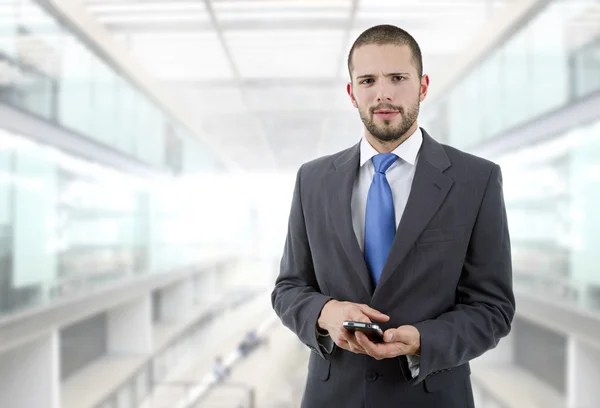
[408,164,516,383]
[271,164,333,359]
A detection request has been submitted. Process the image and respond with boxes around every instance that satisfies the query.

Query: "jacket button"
[365,371,378,382]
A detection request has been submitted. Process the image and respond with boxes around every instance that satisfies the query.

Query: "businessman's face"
[347,44,429,143]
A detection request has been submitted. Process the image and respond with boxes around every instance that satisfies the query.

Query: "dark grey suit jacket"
[271,129,515,408]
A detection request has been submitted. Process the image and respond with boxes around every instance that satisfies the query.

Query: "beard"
[358,99,420,143]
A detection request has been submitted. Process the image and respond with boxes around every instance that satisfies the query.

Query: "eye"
[359,78,374,85]
[392,75,406,82]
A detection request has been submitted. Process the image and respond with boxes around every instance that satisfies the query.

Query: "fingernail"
[386,333,393,341]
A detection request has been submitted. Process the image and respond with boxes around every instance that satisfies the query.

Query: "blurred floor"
[139,293,278,408]
[198,321,309,408]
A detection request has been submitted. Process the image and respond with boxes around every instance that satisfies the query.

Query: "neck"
[365,121,419,153]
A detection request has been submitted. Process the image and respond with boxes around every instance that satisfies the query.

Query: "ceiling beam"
[315,0,359,161]
[335,0,360,79]
[166,77,348,89]
[202,0,239,78]
[89,5,348,15]
[103,18,430,33]
[201,0,279,171]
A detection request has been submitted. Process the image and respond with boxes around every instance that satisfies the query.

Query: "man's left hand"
[355,325,420,360]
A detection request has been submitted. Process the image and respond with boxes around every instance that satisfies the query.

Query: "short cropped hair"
[347,24,423,79]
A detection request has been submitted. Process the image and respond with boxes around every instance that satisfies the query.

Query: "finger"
[348,341,366,354]
[355,333,388,360]
[347,337,367,354]
[346,312,372,324]
[383,326,415,344]
[356,304,390,322]
[337,334,366,354]
[340,330,356,343]
[339,332,367,354]
[336,338,350,351]
[355,332,379,356]
[357,332,408,359]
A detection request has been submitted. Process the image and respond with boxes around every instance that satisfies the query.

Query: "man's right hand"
[317,300,389,355]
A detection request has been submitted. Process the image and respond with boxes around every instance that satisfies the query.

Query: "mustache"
[370,104,404,114]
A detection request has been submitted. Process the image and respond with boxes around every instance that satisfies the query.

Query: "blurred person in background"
[238,329,263,356]
[212,355,229,382]
[271,24,515,408]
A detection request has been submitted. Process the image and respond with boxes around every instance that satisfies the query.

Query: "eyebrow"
[356,72,411,80]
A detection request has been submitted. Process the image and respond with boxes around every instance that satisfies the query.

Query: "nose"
[376,83,393,102]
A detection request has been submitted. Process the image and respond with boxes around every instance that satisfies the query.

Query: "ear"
[419,74,429,103]
[347,82,358,108]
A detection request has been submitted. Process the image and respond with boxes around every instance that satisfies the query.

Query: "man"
[271,24,515,408]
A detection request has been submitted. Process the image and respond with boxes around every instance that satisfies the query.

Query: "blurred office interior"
[0,0,600,407]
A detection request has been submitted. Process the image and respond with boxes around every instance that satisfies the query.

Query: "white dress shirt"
[351,127,423,377]
[351,127,422,251]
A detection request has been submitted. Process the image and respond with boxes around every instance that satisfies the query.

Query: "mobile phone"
[343,321,384,342]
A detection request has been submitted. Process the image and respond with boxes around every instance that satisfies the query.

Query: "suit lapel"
[325,143,374,297]
[373,130,453,298]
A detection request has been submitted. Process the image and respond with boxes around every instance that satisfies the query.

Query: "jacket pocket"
[308,354,331,381]
[417,226,466,245]
[424,363,470,393]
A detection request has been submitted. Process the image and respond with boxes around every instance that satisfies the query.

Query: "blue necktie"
[364,153,398,286]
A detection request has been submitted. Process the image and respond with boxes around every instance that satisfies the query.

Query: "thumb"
[357,304,389,322]
[384,326,412,343]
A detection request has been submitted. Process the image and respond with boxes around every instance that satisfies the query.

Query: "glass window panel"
[0,130,14,314]
[496,119,600,312]
[152,114,166,168]
[0,127,153,316]
[529,2,570,117]
[90,56,118,146]
[0,56,21,106]
[12,136,57,307]
[0,132,11,226]
[480,51,504,139]
[568,122,600,307]
[17,0,62,79]
[14,0,61,119]
[0,0,18,59]
[113,74,128,152]
[446,82,466,148]
[17,68,53,118]
[502,25,532,129]
[135,98,153,163]
[58,35,92,135]
[425,0,600,148]
[573,40,600,98]
[57,164,142,289]
[117,82,139,155]
[2,0,219,172]
[463,66,483,148]
[145,106,166,168]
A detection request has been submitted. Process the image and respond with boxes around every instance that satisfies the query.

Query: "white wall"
[0,332,59,408]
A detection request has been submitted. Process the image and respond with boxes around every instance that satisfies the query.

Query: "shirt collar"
[359,127,423,167]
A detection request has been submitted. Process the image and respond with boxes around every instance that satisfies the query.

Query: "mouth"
[373,110,400,119]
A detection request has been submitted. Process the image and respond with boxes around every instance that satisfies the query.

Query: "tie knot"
[372,153,398,174]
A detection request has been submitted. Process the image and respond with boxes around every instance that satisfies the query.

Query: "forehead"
[351,43,415,75]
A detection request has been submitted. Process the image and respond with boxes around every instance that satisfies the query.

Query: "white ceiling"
[80,0,511,172]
